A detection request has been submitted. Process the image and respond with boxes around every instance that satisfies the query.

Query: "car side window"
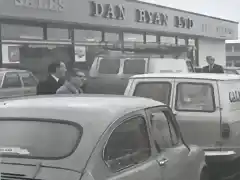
[19,72,37,87]
[103,116,151,172]
[150,111,179,152]
[2,72,22,88]
[176,83,215,112]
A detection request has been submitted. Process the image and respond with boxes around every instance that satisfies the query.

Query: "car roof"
[0,68,29,73]
[0,94,163,125]
[130,73,240,81]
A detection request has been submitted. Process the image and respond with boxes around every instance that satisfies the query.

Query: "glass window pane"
[47,28,69,40]
[75,30,101,42]
[188,39,195,46]
[146,35,156,43]
[178,38,186,45]
[2,24,43,40]
[98,58,120,74]
[161,36,175,45]
[0,119,82,159]
[123,59,145,74]
[133,82,171,105]
[104,116,150,171]
[105,33,119,42]
[2,72,21,88]
[19,72,37,87]
[176,83,215,112]
[124,33,143,42]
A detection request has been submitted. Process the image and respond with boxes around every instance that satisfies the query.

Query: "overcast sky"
[142,0,239,22]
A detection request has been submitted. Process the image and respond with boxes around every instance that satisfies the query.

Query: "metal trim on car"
[204,151,236,156]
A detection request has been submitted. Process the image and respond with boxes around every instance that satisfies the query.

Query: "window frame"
[0,117,83,160]
[2,72,22,88]
[175,82,216,113]
[102,114,152,172]
[133,81,172,105]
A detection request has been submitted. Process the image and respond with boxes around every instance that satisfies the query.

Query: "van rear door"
[172,79,221,150]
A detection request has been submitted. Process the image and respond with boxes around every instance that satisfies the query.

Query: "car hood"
[1,158,82,180]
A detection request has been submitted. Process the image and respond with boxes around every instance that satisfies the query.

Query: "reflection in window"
[176,83,214,112]
[178,38,186,45]
[134,82,171,105]
[124,33,143,42]
[123,59,145,74]
[104,116,150,171]
[98,59,120,74]
[75,30,101,42]
[2,24,43,40]
[47,28,69,40]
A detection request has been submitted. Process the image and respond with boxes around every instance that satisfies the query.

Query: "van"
[85,52,194,94]
[124,73,240,179]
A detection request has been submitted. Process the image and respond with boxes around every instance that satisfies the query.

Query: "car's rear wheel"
[200,167,210,180]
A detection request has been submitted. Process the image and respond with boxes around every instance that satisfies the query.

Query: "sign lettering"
[174,16,193,29]
[135,9,168,26]
[15,0,64,11]
[229,90,240,103]
[90,1,125,20]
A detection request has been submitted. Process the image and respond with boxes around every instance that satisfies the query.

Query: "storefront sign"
[135,9,168,26]
[90,1,125,20]
[14,0,64,12]
[174,16,193,29]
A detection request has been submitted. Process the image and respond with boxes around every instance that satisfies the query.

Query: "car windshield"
[133,82,171,105]
[0,119,82,159]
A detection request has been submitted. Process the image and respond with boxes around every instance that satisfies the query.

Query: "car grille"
[1,172,43,180]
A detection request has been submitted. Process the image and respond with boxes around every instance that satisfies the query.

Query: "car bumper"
[205,150,236,162]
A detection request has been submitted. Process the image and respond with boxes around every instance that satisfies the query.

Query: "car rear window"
[0,119,82,159]
[133,82,171,105]
[123,59,145,74]
[98,58,120,74]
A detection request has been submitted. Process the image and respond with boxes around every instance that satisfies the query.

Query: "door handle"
[158,158,169,166]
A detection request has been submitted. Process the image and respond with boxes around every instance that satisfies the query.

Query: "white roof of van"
[131,73,240,81]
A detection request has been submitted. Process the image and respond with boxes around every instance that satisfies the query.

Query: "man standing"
[202,56,224,73]
[37,61,67,95]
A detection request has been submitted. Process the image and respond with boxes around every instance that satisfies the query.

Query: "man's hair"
[48,62,61,73]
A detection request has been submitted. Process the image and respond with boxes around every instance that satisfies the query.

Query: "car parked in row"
[0,95,207,180]
[124,73,240,179]
[0,68,38,99]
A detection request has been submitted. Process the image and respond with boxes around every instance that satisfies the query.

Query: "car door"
[146,106,194,180]
[101,111,163,180]
[18,72,38,96]
[172,79,221,150]
[0,72,24,98]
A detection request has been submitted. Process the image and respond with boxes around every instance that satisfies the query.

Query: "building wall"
[198,38,226,67]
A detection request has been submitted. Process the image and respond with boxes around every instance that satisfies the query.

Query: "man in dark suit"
[202,56,224,73]
[37,61,67,95]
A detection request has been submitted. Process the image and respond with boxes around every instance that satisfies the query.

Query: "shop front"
[0,0,238,79]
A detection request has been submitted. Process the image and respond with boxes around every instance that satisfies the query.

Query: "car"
[0,95,207,180]
[224,67,240,75]
[85,51,194,95]
[0,68,38,99]
[124,73,240,179]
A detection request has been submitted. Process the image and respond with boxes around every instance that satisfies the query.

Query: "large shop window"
[146,35,157,43]
[75,30,101,43]
[105,33,119,42]
[47,28,69,41]
[124,33,143,43]
[2,24,43,40]
[160,36,175,45]
[2,44,72,81]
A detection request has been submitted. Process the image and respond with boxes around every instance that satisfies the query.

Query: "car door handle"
[158,158,169,166]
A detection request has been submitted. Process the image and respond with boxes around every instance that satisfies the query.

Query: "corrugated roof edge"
[126,0,238,24]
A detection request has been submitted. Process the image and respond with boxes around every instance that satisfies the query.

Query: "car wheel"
[200,168,209,180]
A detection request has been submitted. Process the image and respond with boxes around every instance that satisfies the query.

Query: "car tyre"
[200,168,209,180]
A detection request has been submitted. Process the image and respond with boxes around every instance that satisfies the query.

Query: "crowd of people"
[36,61,84,95]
